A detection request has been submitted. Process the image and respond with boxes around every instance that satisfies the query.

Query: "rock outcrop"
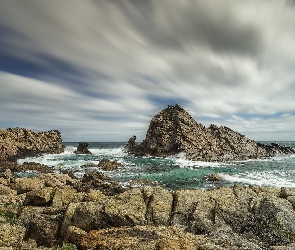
[74,142,92,155]
[0,127,64,161]
[2,168,295,249]
[125,105,295,161]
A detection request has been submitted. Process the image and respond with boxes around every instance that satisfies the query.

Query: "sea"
[17,141,295,190]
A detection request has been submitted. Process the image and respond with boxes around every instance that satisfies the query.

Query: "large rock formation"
[125,105,295,161]
[0,127,65,161]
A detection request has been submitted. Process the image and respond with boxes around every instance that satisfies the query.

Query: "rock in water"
[0,127,64,161]
[74,142,92,155]
[125,104,295,161]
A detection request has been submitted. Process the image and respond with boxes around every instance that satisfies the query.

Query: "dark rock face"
[125,105,295,161]
[0,127,64,161]
[74,142,92,155]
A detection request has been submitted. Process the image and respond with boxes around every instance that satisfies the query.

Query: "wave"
[220,172,295,188]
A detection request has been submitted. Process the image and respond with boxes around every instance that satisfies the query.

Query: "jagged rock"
[125,104,295,161]
[0,128,64,161]
[80,162,97,168]
[74,170,126,195]
[97,158,122,171]
[51,187,77,208]
[74,142,92,155]
[203,173,223,182]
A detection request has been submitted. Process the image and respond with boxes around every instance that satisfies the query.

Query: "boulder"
[97,158,122,171]
[74,170,126,195]
[74,142,92,155]
[125,104,295,161]
[143,186,173,226]
[13,176,45,194]
[51,187,77,208]
[103,188,147,227]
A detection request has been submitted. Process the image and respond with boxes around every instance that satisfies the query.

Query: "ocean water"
[17,141,295,190]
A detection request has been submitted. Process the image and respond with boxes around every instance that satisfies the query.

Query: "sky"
[0,0,295,142]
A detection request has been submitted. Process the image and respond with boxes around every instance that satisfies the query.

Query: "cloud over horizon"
[0,0,295,141]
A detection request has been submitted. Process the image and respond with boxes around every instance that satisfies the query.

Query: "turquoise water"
[17,141,295,190]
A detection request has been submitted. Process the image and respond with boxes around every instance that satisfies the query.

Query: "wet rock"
[25,214,61,247]
[98,158,122,171]
[104,188,147,227]
[74,142,92,155]
[74,170,126,195]
[203,173,223,182]
[80,162,97,168]
[125,104,295,161]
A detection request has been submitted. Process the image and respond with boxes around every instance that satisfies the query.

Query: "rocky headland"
[125,104,295,161]
[0,127,65,161]
[1,166,295,249]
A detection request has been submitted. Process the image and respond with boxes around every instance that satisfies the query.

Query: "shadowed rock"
[74,142,92,155]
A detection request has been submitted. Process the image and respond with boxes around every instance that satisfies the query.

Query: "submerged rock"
[125,104,295,161]
[203,173,223,182]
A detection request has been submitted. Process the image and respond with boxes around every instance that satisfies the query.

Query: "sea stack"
[125,104,295,161]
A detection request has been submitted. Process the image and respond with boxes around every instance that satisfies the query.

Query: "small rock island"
[125,104,295,161]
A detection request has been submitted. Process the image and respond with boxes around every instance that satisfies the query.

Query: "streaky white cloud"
[0,0,295,141]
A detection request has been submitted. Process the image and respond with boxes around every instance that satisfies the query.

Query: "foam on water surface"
[16,141,295,190]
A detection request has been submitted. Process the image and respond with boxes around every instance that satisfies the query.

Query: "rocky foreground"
[125,104,295,161]
[0,127,64,161]
[1,163,295,249]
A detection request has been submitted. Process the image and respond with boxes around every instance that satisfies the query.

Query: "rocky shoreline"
[1,164,295,249]
[125,105,295,161]
[1,125,295,249]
